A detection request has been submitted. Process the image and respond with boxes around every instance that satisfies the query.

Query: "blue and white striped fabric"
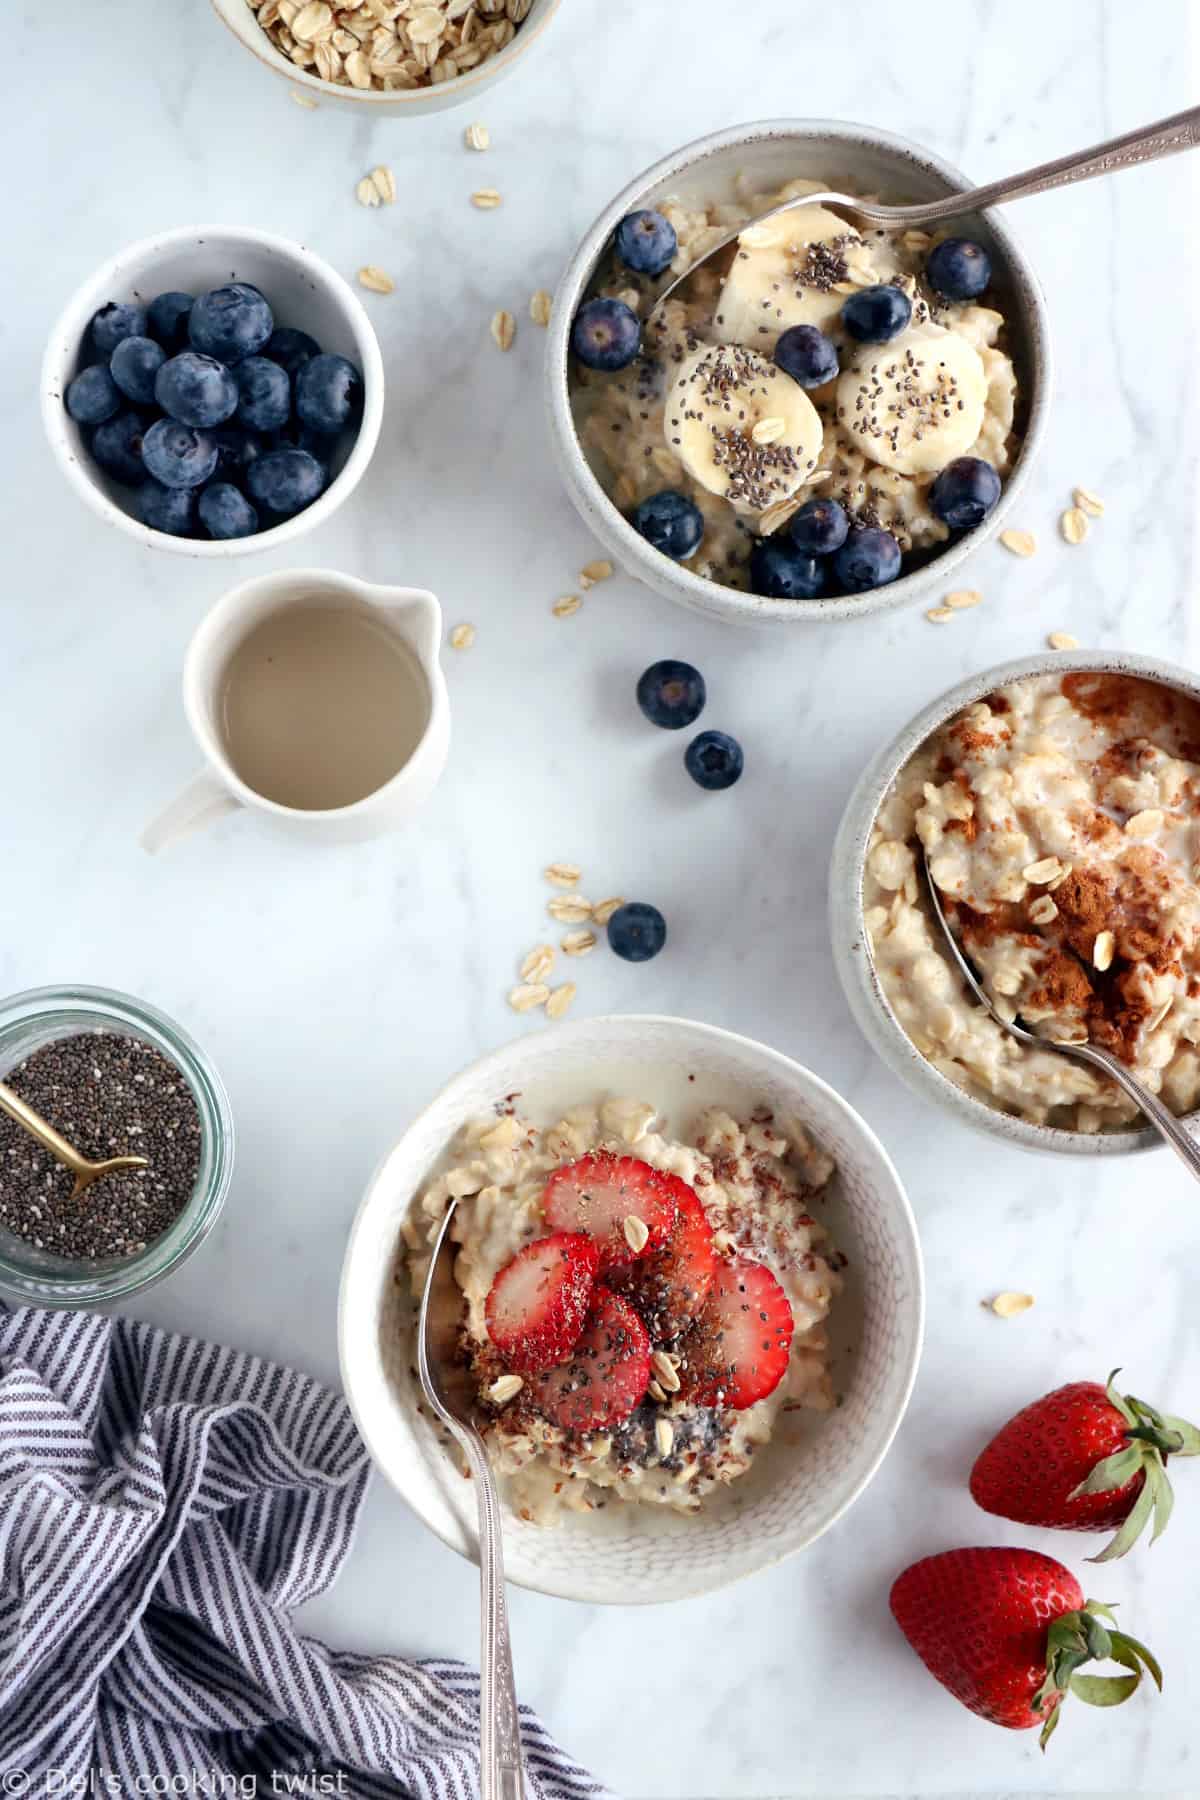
[0,1304,612,1798]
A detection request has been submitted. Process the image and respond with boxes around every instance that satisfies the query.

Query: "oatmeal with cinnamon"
[866,672,1200,1130]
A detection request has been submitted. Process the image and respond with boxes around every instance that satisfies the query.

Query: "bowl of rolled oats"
[212,0,561,112]
[832,649,1200,1154]
[546,120,1050,627]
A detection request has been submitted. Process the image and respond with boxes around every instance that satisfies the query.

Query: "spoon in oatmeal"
[920,848,1200,1177]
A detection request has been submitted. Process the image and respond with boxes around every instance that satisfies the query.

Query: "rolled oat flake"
[0,1032,202,1260]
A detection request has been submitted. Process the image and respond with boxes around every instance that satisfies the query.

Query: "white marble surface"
[6,1,1200,1794]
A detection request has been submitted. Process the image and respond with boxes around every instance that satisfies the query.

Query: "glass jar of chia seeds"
[0,985,234,1306]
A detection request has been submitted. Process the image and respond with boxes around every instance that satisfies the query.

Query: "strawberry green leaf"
[1038,1700,1063,1753]
[1070,1443,1143,1499]
[1149,1462,1175,1545]
[1157,1410,1200,1456]
[1088,1469,1157,1563]
[1110,1631,1164,1691]
[1070,1672,1140,1707]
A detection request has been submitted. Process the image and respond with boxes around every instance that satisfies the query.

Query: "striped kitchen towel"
[0,1304,612,1798]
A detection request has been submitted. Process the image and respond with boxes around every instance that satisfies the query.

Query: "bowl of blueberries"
[546,120,1050,626]
[42,225,384,555]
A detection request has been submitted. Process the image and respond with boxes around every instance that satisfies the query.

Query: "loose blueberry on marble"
[774,324,839,389]
[926,238,992,302]
[155,352,238,430]
[188,283,274,364]
[138,480,196,537]
[614,209,677,278]
[146,291,195,352]
[65,364,121,426]
[141,418,218,489]
[295,352,363,436]
[109,335,166,406]
[750,537,825,600]
[91,413,147,485]
[929,456,1002,531]
[833,525,902,592]
[198,483,259,541]
[607,902,667,963]
[245,447,325,518]
[841,284,912,344]
[636,660,706,730]
[571,297,641,372]
[264,327,321,377]
[234,356,291,433]
[630,490,703,561]
[788,496,849,557]
[89,301,149,358]
[685,730,744,791]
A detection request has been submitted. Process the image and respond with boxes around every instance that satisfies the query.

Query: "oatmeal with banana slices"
[401,1096,842,1523]
[866,672,1200,1131]
[569,178,1020,601]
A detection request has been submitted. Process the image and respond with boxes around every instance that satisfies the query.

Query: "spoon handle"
[0,1080,90,1178]
[1063,1040,1200,1182]
[458,1424,526,1800]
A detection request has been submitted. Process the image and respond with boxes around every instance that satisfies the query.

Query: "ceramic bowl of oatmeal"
[832,650,1200,1153]
[546,120,1049,626]
[338,1014,922,1603]
[210,0,561,115]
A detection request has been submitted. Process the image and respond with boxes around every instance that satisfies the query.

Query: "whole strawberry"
[970,1371,1200,1561]
[890,1547,1161,1749]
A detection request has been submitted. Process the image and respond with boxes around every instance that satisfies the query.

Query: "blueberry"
[138,480,196,537]
[155,351,238,429]
[929,456,1003,531]
[841,285,912,344]
[188,283,274,364]
[264,327,320,377]
[295,352,363,436]
[146,291,195,351]
[571,297,641,372]
[65,364,120,425]
[636,660,706,730]
[774,324,839,389]
[245,447,325,518]
[91,413,147,484]
[89,302,149,358]
[233,356,291,433]
[606,902,667,963]
[926,238,992,302]
[685,730,744,791]
[788,496,849,557]
[749,538,825,600]
[630,490,703,561]
[141,418,218,489]
[109,335,166,406]
[833,526,902,593]
[198,483,259,541]
[614,209,677,278]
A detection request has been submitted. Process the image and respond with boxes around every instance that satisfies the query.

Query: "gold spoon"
[0,1081,149,1200]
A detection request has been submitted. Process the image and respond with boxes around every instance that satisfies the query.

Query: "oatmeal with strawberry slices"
[866,671,1200,1131]
[401,1096,842,1523]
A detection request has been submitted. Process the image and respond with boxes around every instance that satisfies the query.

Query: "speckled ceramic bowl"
[546,119,1051,627]
[338,1013,923,1605]
[831,649,1200,1156]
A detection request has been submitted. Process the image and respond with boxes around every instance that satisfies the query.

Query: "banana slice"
[834,323,988,477]
[665,342,824,516]
[716,203,871,348]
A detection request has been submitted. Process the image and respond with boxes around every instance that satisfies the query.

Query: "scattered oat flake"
[561,930,597,957]
[751,416,786,445]
[988,1292,1035,1318]
[592,898,624,927]
[465,122,490,151]
[544,862,581,887]
[1000,529,1036,557]
[925,607,955,623]
[1074,486,1105,517]
[1047,631,1079,651]
[290,89,319,109]
[372,165,397,204]
[520,945,555,984]
[1060,507,1088,545]
[655,1418,674,1458]
[449,623,476,651]
[508,983,549,1014]
[581,560,613,584]
[358,266,394,295]
[548,895,592,924]
[546,983,576,1021]
[490,309,515,351]
[489,1374,523,1405]
[552,594,581,618]
[472,188,503,209]
[1093,929,1115,973]
[530,289,553,327]
[946,589,982,610]
[356,176,381,208]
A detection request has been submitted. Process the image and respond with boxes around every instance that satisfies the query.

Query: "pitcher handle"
[141,769,240,854]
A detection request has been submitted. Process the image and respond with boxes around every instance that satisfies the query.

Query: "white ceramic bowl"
[338,1013,923,1604]
[831,649,1200,1156]
[546,119,1051,628]
[41,225,384,558]
[209,0,561,116]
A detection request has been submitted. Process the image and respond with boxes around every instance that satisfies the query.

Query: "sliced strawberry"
[484,1231,599,1373]
[678,1256,794,1410]
[613,1182,716,1340]
[542,1152,678,1270]
[529,1286,650,1433]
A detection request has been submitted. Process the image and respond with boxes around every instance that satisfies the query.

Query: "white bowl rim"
[832,648,1200,1155]
[337,1010,925,1604]
[545,116,1052,626]
[40,222,385,559]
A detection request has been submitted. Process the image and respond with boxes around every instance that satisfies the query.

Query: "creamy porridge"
[866,672,1200,1131]
[571,177,1020,597]
[402,1095,842,1523]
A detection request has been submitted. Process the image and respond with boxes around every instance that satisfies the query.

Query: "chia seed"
[0,1031,202,1260]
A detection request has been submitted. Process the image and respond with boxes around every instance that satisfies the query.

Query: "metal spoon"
[919,851,1200,1178]
[651,104,1200,313]
[0,1080,149,1199]
[418,1200,525,1800]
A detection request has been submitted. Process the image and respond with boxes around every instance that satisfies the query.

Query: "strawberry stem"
[1034,1604,1160,1752]
[1072,1373,1200,1560]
